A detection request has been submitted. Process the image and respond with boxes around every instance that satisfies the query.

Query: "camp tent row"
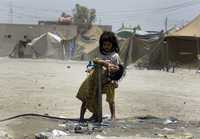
[120,14,200,68]
[9,14,200,67]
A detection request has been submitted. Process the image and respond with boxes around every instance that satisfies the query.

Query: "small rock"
[0,131,12,139]
[74,126,88,134]
[35,132,51,139]
[52,129,69,136]
[40,86,45,89]
[164,117,177,125]
[58,124,66,128]
[67,65,71,69]
[162,127,174,132]
[96,134,106,139]
[38,104,42,107]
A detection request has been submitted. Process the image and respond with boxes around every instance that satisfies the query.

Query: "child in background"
[76,31,124,122]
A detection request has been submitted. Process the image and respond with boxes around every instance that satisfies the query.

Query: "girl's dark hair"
[109,64,124,81]
[99,31,119,55]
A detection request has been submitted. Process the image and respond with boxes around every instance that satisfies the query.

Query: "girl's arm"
[93,59,119,72]
[93,59,109,67]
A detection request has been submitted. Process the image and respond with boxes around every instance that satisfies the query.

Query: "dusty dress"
[76,52,121,114]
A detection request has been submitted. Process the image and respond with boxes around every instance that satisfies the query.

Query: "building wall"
[0,23,77,57]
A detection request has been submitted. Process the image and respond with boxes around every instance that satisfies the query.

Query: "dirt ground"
[0,57,200,139]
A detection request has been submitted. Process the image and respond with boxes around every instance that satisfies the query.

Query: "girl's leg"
[88,113,98,122]
[79,101,87,122]
[109,101,116,121]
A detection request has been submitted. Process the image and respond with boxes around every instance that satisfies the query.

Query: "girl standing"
[76,31,124,122]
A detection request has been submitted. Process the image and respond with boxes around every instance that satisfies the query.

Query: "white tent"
[27,32,65,59]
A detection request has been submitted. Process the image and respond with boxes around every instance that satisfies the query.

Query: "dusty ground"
[0,57,200,139]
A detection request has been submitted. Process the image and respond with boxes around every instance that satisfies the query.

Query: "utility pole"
[196,36,200,70]
[164,16,170,71]
[165,16,168,34]
[9,0,13,24]
[98,18,102,25]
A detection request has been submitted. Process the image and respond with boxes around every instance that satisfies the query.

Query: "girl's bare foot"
[88,113,98,122]
[79,117,85,123]
[111,116,116,122]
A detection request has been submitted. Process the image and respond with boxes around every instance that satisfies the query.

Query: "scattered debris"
[34,116,196,139]
[52,129,69,136]
[0,130,12,139]
[155,132,193,139]
[35,129,69,139]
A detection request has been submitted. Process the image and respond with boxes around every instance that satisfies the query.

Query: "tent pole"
[62,41,66,60]
[123,27,136,68]
[166,41,169,71]
[196,37,200,69]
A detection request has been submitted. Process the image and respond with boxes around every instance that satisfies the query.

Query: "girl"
[76,31,124,122]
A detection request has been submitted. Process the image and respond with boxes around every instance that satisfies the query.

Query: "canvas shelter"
[10,32,67,59]
[166,14,200,63]
[119,36,164,65]
[135,37,168,69]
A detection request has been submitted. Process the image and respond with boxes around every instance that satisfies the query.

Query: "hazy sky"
[0,0,200,31]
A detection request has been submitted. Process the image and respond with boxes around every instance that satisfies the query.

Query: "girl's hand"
[107,63,119,73]
[93,59,119,72]
[111,80,119,88]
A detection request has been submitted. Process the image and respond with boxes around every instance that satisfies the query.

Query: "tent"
[134,36,168,69]
[28,32,65,59]
[10,32,66,59]
[166,14,200,63]
[119,36,163,65]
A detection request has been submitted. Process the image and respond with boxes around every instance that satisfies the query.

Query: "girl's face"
[102,41,113,52]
